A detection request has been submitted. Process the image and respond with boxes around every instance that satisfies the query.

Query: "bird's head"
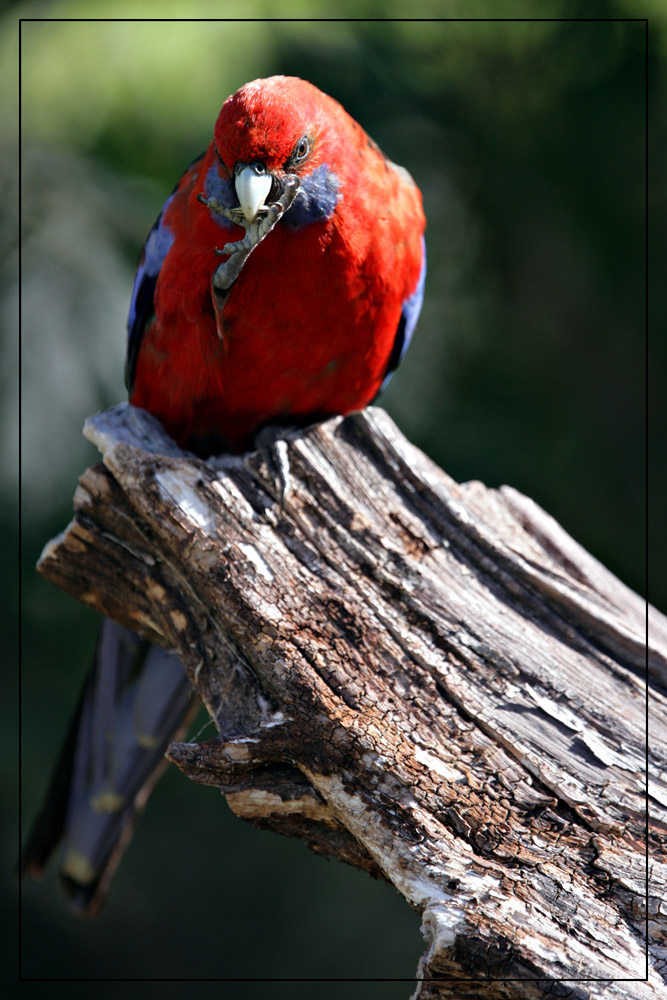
[213,76,345,223]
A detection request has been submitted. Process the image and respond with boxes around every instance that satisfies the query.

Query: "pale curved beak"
[235,165,273,223]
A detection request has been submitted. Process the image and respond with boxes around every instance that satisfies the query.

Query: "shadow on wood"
[38,403,666,998]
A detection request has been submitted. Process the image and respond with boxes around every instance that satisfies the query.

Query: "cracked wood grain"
[37,402,666,998]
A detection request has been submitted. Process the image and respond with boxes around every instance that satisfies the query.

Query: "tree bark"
[38,403,666,998]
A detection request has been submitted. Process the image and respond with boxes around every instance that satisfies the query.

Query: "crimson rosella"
[22,76,426,914]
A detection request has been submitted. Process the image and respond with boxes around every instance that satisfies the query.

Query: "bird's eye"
[294,136,309,161]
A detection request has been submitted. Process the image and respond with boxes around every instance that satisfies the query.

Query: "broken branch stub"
[38,403,666,997]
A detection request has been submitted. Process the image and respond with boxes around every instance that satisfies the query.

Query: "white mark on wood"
[169,609,188,632]
[155,470,215,533]
[414,747,465,782]
[581,730,644,773]
[362,750,392,771]
[263,711,286,728]
[238,542,274,581]
[221,742,253,762]
[515,931,568,964]
[38,530,69,565]
[528,688,583,732]
[349,511,371,531]
[303,770,494,934]
[648,778,667,808]
[420,900,465,952]
[193,659,203,686]
[528,687,645,776]
[226,788,334,823]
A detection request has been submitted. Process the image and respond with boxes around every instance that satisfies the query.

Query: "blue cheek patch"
[380,234,427,392]
[202,162,339,232]
[284,164,340,229]
[204,164,237,231]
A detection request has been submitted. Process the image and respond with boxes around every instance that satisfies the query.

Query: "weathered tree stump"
[38,403,666,998]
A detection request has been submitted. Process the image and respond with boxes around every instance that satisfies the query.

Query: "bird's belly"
[201,229,398,449]
[208,305,392,448]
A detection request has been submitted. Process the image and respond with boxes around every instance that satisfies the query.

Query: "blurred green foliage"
[10,3,660,990]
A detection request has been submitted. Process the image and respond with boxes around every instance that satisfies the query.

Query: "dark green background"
[12,6,658,996]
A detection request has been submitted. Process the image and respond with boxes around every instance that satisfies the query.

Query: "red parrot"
[22,76,426,914]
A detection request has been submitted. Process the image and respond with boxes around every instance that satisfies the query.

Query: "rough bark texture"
[38,403,666,998]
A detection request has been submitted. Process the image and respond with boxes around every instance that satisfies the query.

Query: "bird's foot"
[196,193,243,225]
[208,175,301,294]
[245,424,298,511]
[218,179,299,255]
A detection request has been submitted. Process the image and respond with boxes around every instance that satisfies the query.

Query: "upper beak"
[235,165,273,223]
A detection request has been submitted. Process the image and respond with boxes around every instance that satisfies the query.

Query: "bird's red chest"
[131,203,404,451]
[221,223,394,405]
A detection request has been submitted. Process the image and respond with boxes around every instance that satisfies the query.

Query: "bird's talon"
[212,173,300,291]
[245,427,294,509]
[198,193,244,226]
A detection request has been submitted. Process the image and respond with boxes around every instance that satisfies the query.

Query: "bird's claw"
[220,200,286,255]
[209,175,301,294]
[196,192,240,224]
[244,425,296,511]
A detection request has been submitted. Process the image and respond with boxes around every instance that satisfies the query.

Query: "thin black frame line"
[644,13,651,987]
[18,976,654,984]
[17,16,24,990]
[17,17,650,24]
[17,13,653,988]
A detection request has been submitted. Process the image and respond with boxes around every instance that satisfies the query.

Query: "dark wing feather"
[124,153,205,392]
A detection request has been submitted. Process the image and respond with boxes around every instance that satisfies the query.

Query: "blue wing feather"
[124,154,205,392]
[379,235,427,393]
